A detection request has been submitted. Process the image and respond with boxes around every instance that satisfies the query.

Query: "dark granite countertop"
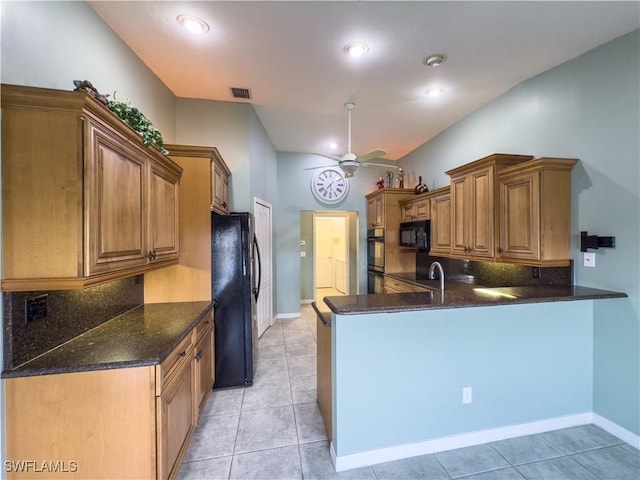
[311,302,332,327]
[2,301,213,379]
[323,276,626,315]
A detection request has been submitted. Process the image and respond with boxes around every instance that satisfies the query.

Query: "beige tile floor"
[179,302,639,480]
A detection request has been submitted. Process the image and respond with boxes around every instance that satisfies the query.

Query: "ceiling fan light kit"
[305,102,398,182]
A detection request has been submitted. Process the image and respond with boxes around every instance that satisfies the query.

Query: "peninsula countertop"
[2,301,213,379]
[323,274,626,316]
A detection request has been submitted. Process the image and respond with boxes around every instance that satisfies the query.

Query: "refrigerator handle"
[253,234,262,301]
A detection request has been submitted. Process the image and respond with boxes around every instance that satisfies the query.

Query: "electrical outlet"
[463,386,472,404]
[25,294,48,323]
[584,252,596,268]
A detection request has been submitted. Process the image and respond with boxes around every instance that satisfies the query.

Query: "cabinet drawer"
[157,334,193,393]
[383,277,414,293]
[194,307,214,341]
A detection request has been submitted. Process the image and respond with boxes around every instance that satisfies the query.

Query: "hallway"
[179,305,639,479]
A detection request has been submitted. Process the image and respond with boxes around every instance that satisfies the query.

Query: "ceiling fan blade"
[304,164,337,171]
[361,162,399,169]
[358,149,387,163]
[313,152,342,162]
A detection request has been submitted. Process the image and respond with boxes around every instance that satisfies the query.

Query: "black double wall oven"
[367,228,385,294]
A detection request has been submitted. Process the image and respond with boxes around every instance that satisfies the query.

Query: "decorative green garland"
[107,97,169,155]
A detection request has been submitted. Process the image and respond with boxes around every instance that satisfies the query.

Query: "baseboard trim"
[593,413,640,449]
[276,312,301,319]
[300,299,314,305]
[333,413,593,472]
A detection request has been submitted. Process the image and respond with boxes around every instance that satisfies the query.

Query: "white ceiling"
[89,1,639,161]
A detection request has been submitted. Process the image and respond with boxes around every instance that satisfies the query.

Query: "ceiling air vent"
[230,87,251,99]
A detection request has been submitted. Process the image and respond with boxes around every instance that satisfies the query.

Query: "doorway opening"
[299,211,358,305]
[314,213,349,302]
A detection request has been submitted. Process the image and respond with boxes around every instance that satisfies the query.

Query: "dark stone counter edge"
[323,289,627,315]
[311,302,332,328]
[2,358,163,379]
[2,302,214,379]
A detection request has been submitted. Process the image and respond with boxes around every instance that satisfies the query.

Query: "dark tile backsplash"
[416,252,572,287]
[3,276,143,371]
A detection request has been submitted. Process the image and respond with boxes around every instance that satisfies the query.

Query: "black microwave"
[399,220,430,250]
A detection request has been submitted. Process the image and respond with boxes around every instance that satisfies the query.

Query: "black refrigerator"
[211,212,261,389]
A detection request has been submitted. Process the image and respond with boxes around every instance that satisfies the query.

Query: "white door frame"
[254,197,273,336]
[312,211,350,295]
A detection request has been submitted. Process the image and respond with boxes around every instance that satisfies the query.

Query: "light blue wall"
[0,1,177,140]
[276,153,399,314]
[399,30,640,436]
[333,301,595,455]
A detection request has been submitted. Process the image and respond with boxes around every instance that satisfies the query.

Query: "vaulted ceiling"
[90,1,639,160]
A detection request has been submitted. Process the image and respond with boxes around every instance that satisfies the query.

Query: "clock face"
[311,168,350,205]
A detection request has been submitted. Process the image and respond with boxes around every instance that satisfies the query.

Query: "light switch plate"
[300,251,306,257]
[584,252,596,268]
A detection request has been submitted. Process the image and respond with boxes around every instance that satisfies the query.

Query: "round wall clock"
[310,167,350,205]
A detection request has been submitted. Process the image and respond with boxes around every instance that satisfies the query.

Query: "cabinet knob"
[146,251,157,261]
[178,350,187,357]
[498,247,504,255]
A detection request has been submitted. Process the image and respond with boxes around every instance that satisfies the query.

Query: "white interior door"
[314,217,334,288]
[254,198,273,337]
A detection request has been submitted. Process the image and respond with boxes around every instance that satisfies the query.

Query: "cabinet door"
[499,170,540,261]
[450,176,468,256]
[430,193,451,255]
[468,167,494,258]
[149,158,180,263]
[157,359,194,480]
[414,199,430,220]
[366,196,384,227]
[401,203,417,222]
[212,161,229,214]
[366,198,376,227]
[450,167,493,258]
[85,122,147,276]
[194,326,214,415]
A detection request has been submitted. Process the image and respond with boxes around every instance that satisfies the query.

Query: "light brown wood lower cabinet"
[4,311,214,480]
[316,315,332,442]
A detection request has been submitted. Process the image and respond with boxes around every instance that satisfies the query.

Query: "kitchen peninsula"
[317,283,627,472]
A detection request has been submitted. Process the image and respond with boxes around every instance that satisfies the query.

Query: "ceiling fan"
[306,102,398,178]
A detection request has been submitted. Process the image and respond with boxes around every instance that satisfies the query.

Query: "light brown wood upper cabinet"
[446,154,533,261]
[211,149,231,214]
[498,157,577,266]
[366,193,384,228]
[145,144,224,304]
[429,187,452,256]
[1,84,182,291]
[400,196,430,222]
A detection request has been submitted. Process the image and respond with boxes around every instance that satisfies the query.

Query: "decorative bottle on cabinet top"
[415,175,429,194]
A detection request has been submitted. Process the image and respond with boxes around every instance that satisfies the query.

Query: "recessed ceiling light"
[177,14,210,34]
[344,42,369,58]
[426,88,445,97]
[423,54,447,67]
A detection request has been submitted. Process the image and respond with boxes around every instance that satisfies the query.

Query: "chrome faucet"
[428,261,445,291]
